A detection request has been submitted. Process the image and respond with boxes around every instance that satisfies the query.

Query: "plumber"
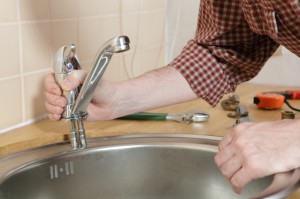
[44,0,300,194]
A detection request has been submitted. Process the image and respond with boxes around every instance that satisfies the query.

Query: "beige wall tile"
[120,0,139,13]
[23,71,48,120]
[0,25,20,78]
[77,18,101,61]
[79,60,93,71]
[19,0,50,21]
[51,20,77,54]
[141,0,164,11]
[50,0,76,20]
[101,0,120,15]
[102,54,125,82]
[120,14,138,48]
[157,46,165,67]
[0,0,17,22]
[77,0,100,18]
[99,16,121,43]
[78,16,120,63]
[123,46,165,77]
[0,78,22,130]
[22,23,51,72]
[138,11,164,48]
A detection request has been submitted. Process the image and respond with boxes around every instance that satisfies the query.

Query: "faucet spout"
[72,35,130,117]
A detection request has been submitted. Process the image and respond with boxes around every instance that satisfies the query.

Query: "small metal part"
[77,119,87,148]
[69,120,78,150]
[281,110,295,119]
[227,105,249,118]
[226,104,251,125]
[236,116,251,124]
[221,94,240,111]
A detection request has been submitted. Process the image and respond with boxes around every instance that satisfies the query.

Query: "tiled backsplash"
[0,0,165,132]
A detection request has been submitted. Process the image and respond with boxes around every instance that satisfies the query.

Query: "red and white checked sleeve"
[169,0,280,106]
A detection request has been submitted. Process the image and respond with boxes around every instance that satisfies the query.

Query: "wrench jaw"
[166,114,186,123]
[166,110,209,123]
[190,112,210,123]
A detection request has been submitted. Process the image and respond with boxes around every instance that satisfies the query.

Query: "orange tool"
[254,93,285,109]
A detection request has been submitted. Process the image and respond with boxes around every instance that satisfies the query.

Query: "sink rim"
[0,133,221,181]
[0,133,298,199]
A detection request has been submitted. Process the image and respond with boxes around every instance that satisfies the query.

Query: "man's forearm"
[112,65,198,118]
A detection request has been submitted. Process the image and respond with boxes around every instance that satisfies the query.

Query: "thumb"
[61,70,87,91]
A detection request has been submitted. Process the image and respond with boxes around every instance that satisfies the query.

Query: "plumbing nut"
[281,110,295,119]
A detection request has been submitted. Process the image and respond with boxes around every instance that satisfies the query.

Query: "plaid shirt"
[170,0,300,107]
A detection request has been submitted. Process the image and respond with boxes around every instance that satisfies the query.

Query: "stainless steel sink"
[0,134,292,199]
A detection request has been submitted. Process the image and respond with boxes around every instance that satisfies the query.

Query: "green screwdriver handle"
[118,112,167,121]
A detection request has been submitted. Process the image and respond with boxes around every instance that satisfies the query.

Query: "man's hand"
[215,119,300,193]
[44,73,66,121]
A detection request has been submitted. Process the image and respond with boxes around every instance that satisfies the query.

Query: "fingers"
[44,71,87,121]
[45,100,64,114]
[44,73,64,121]
[215,144,235,165]
[44,73,61,95]
[216,151,242,174]
[48,113,62,121]
[230,167,253,194]
[218,130,234,150]
[45,101,64,120]
[215,130,236,167]
[61,70,87,91]
[215,122,255,194]
[44,92,66,107]
[215,151,251,194]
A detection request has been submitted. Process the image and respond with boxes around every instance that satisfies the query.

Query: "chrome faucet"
[53,36,130,150]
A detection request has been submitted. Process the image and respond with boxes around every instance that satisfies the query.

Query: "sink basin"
[0,134,287,199]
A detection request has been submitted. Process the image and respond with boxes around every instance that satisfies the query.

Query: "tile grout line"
[48,0,53,72]
[16,0,26,123]
[75,0,79,48]
[0,114,48,134]
[0,9,166,27]
[0,68,53,82]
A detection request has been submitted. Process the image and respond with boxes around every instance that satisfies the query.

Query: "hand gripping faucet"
[53,36,130,150]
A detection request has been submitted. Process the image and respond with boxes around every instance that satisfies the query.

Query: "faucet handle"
[53,44,81,119]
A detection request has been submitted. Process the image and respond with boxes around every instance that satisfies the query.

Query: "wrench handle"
[118,112,167,121]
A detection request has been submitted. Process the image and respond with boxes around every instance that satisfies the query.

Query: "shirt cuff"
[169,40,236,107]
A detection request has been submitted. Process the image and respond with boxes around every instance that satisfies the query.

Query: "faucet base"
[65,113,88,150]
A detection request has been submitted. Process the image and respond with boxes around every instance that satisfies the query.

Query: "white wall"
[250,48,300,87]
[165,0,300,87]
[165,0,200,62]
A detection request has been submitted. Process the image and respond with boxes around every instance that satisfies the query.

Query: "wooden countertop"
[2,83,299,155]
[1,83,300,198]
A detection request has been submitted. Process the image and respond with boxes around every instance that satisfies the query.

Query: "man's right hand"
[44,72,67,121]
